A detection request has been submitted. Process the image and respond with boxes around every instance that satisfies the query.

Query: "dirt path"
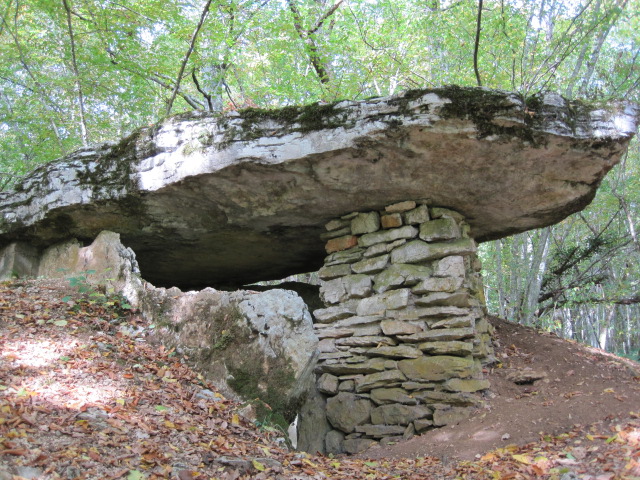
[361,316,640,462]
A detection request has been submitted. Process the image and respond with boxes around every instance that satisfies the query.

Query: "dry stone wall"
[313,201,495,454]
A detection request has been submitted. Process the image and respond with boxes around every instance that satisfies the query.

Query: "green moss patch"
[198,302,302,432]
[218,101,352,147]
[227,346,299,432]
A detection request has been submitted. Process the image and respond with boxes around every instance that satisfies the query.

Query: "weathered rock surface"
[326,392,372,433]
[23,231,319,437]
[0,87,636,288]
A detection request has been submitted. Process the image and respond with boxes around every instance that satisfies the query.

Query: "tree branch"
[309,0,343,35]
[287,0,305,36]
[473,0,483,86]
[166,0,213,116]
[62,0,89,145]
[105,49,204,109]
[0,15,63,113]
[287,0,333,85]
[191,69,213,111]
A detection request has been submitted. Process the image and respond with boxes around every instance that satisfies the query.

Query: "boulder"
[351,212,381,235]
[373,263,433,293]
[432,407,473,427]
[443,378,491,392]
[0,87,636,289]
[19,231,319,438]
[418,341,474,356]
[296,372,332,454]
[419,218,460,242]
[390,238,477,264]
[355,424,406,437]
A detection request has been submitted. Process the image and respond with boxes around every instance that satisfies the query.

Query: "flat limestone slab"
[0,87,637,288]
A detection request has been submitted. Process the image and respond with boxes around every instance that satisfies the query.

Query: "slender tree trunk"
[579,0,628,95]
[166,0,213,116]
[508,236,524,321]
[49,119,64,152]
[564,0,601,98]
[625,307,632,354]
[287,0,343,88]
[521,227,552,325]
[617,195,640,252]
[62,0,88,145]
[473,0,483,86]
[496,239,506,318]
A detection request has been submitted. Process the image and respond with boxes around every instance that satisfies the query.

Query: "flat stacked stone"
[314,202,495,454]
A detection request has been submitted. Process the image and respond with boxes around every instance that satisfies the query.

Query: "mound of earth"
[359,316,640,462]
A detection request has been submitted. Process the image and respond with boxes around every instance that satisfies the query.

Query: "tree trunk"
[62,0,88,145]
[166,0,213,116]
[565,0,601,98]
[496,239,506,318]
[521,227,551,325]
[578,0,628,95]
[287,0,343,88]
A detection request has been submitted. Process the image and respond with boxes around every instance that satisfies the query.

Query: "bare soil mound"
[360,316,640,462]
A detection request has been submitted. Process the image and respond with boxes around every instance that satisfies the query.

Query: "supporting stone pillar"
[0,242,39,280]
[312,201,495,454]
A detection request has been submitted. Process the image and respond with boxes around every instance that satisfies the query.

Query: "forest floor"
[0,278,639,480]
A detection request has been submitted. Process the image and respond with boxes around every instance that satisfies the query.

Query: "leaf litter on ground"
[1,279,639,479]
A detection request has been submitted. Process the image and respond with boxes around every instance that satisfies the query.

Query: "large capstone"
[0,87,637,289]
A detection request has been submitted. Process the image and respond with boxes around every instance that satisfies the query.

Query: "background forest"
[1,0,638,357]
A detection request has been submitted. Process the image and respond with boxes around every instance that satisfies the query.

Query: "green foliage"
[67,269,97,295]
[227,351,298,433]
[63,269,133,317]
[540,233,623,307]
[1,0,637,187]
[616,349,640,361]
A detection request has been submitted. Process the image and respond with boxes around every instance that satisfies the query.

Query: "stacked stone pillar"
[313,201,495,454]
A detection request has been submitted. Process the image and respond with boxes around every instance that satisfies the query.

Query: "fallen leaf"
[0,448,28,456]
[127,470,145,480]
[512,454,532,464]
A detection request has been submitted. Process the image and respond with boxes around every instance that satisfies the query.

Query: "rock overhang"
[0,86,637,289]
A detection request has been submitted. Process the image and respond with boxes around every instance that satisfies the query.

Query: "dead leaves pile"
[1,279,639,480]
[456,416,640,480]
